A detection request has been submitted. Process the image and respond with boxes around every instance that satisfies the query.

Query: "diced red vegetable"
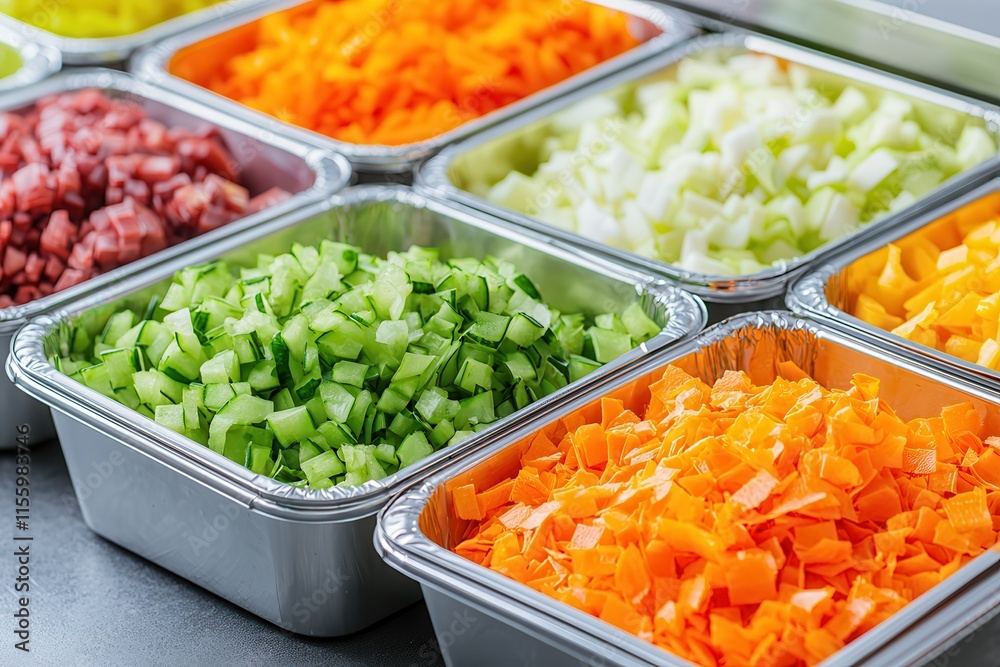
[0,89,293,307]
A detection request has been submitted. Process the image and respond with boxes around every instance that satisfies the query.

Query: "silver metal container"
[656,0,1000,106]
[129,0,698,174]
[376,310,1000,667]
[788,178,1000,395]
[0,0,273,66]
[6,185,706,636]
[0,21,60,91]
[0,68,352,448]
[416,32,1000,321]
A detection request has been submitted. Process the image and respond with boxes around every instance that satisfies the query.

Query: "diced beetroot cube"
[124,178,150,204]
[71,127,102,155]
[0,153,19,171]
[12,163,55,213]
[167,183,209,225]
[0,182,14,219]
[138,119,170,153]
[55,159,82,201]
[0,294,13,309]
[4,245,26,275]
[85,163,107,190]
[17,136,43,164]
[118,239,142,264]
[198,203,233,234]
[39,210,76,260]
[99,132,129,159]
[37,282,53,297]
[247,187,292,214]
[67,234,94,271]
[93,231,120,268]
[24,252,44,283]
[151,172,191,199]
[53,268,88,292]
[204,174,250,213]
[62,191,86,220]
[137,155,179,183]
[105,186,124,206]
[0,113,26,141]
[43,255,64,282]
[101,102,145,132]
[106,154,139,187]
[67,89,109,115]
[133,199,167,256]
[14,285,38,304]
[106,200,141,243]
[89,208,110,231]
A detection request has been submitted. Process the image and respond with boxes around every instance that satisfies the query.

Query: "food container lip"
[0,66,352,335]
[376,310,1000,667]
[0,0,273,65]
[787,177,1000,389]
[0,21,61,91]
[415,30,1000,303]
[7,184,706,521]
[128,0,699,173]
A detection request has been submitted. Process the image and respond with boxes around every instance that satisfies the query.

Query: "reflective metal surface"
[0,68,351,447]
[657,0,1000,105]
[0,21,60,91]
[130,0,698,173]
[6,185,705,636]
[377,311,1000,667]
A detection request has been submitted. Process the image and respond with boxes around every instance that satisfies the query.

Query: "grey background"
[881,0,1000,38]
[2,0,1000,665]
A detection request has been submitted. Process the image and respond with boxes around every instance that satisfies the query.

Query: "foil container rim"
[127,0,700,173]
[787,177,1000,390]
[414,30,1000,302]
[7,184,707,521]
[0,0,274,65]
[376,310,1000,667]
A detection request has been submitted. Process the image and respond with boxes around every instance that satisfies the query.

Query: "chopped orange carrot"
[452,364,1000,667]
[452,483,482,521]
[171,0,641,146]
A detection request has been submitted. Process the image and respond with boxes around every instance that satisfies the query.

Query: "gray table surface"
[0,440,439,667]
[2,1,1000,665]
[3,435,1000,666]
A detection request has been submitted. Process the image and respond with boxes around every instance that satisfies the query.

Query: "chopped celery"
[56,243,663,488]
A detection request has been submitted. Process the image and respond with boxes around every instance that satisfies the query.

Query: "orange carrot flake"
[452,364,1000,666]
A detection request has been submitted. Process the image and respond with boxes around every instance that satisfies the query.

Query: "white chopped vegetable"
[848,148,900,193]
[473,52,991,277]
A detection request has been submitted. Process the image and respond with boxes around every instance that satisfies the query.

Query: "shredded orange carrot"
[452,364,1000,667]
[171,0,640,146]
